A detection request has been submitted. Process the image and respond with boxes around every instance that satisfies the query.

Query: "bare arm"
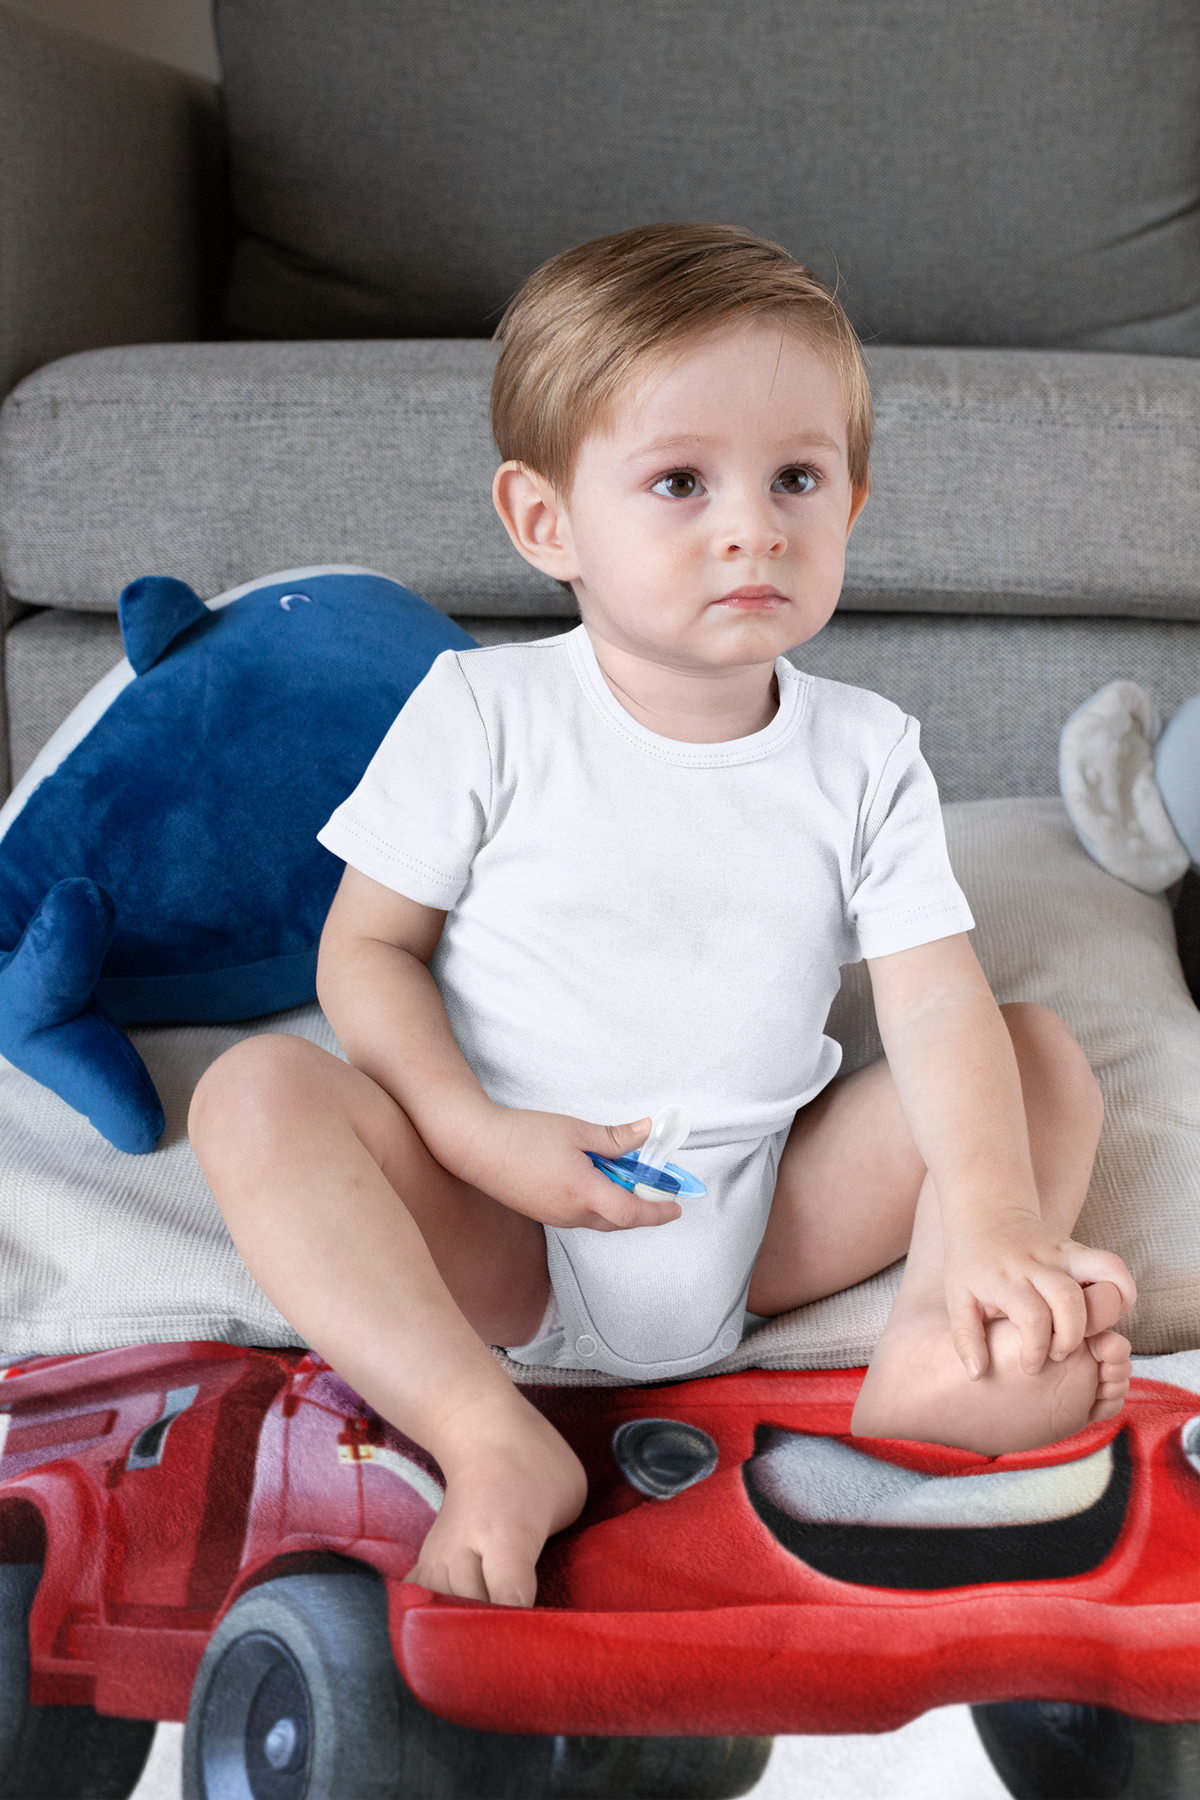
[317,866,491,1166]
[316,866,673,1230]
[867,934,1134,1376]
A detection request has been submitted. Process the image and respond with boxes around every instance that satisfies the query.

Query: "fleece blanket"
[0,1343,1196,1800]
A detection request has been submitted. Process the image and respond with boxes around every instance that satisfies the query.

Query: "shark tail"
[0,878,165,1153]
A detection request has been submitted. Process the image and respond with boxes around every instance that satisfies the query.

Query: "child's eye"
[651,471,704,499]
[772,466,819,495]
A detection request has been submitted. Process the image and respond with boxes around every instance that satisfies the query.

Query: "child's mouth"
[715,586,788,610]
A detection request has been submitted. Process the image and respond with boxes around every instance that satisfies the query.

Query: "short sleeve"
[317,651,490,909]
[847,717,975,959]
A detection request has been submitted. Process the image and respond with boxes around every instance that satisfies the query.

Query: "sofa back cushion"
[6,342,1199,621]
[216,0,1200,353]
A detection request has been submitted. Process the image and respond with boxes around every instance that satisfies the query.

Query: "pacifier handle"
[638,1104,691,1172]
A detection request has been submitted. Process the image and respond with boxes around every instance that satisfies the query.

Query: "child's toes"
[1084,1327,1131,1424]
[481,1544,538,1608]
[407,1526,490,1602]
[1086,1327,1131,1370]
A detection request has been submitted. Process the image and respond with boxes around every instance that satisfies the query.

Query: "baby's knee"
[189,1033,330,1159]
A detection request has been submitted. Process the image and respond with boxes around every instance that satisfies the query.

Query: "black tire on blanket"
[0,1563,156,1800]
[972,1699,1200,1800]
[549,1732,773,1796]
[181,1561,772,1800]
[182,1563,555,1800]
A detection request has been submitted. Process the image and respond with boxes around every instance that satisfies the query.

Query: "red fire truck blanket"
[0,1343,1196,1799]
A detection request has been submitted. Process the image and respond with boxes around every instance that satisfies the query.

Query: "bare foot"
[406,1388,586,1606]
[852,1303,1132,1456]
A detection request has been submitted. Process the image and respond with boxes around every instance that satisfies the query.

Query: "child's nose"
[719,520,786,559]
[715,491,787,559]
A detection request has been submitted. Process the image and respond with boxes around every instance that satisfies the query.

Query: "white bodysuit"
[318,626,974,1380]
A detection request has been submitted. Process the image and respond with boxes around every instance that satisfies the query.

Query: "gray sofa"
[0,0,1198,1361]
[4,1,1200,802]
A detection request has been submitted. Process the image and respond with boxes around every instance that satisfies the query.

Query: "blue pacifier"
[588,1103,707,1200]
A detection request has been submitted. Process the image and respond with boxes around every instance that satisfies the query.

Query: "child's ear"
[846,482,870,539]
[492,462,580,582]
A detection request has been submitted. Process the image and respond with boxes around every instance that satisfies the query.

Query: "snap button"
[574,1334,597,1358]
[718,1327,740,1353]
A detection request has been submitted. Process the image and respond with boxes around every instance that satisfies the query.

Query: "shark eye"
[613,1419,718,1499]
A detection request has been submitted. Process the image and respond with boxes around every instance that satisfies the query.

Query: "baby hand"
[462,1107,681,1232]
[943,1210,1136,1379]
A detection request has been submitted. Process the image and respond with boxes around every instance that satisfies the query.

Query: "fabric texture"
[2,797,1196,1366]
[0,1005,324,1355]
[844,350,1200,619]
[9,604,1200,808]
[318,628,973,1145]
[0,3,224,407]
[0,570,472,1151]
[214,0,1200,354]
[5,343,1200,623]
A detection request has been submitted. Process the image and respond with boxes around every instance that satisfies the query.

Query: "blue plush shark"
[0,567,474,1153]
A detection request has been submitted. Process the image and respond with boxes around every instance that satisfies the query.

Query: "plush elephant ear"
[1059,679,1191,894]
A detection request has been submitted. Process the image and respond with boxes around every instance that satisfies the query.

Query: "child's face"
[495,319,867,673]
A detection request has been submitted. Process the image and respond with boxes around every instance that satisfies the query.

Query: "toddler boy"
[191,224,1134,1608]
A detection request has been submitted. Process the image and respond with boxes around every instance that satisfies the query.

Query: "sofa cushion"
[4,342,1200,621]
[1,799,1196,1364]
[215,0,1200,355]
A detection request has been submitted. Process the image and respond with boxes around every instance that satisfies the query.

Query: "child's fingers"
[1029,1267,1089,1361]
[947,1292,989,1381]
[588,1182,681,1231]
[1080,1280,1125,1337]
[1004,1285,1055,1375]
[1061,1243,1137,1316]
[576,1117,679,1229]
[588,1117,654,1158]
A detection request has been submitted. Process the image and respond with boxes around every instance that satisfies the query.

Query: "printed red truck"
[1,1344,1198,1799]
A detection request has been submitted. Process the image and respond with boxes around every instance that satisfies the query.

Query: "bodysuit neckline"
[566,624,807,769]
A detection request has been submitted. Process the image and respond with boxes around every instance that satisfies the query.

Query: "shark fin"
[119,576,209,675]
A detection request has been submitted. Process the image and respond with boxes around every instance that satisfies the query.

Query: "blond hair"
[491,222,872,492]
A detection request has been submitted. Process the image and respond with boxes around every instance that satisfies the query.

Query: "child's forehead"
[592,322,851,454]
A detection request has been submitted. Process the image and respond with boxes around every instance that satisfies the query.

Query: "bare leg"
[189,1034,585,1605]
[749,1004,1132,1455]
